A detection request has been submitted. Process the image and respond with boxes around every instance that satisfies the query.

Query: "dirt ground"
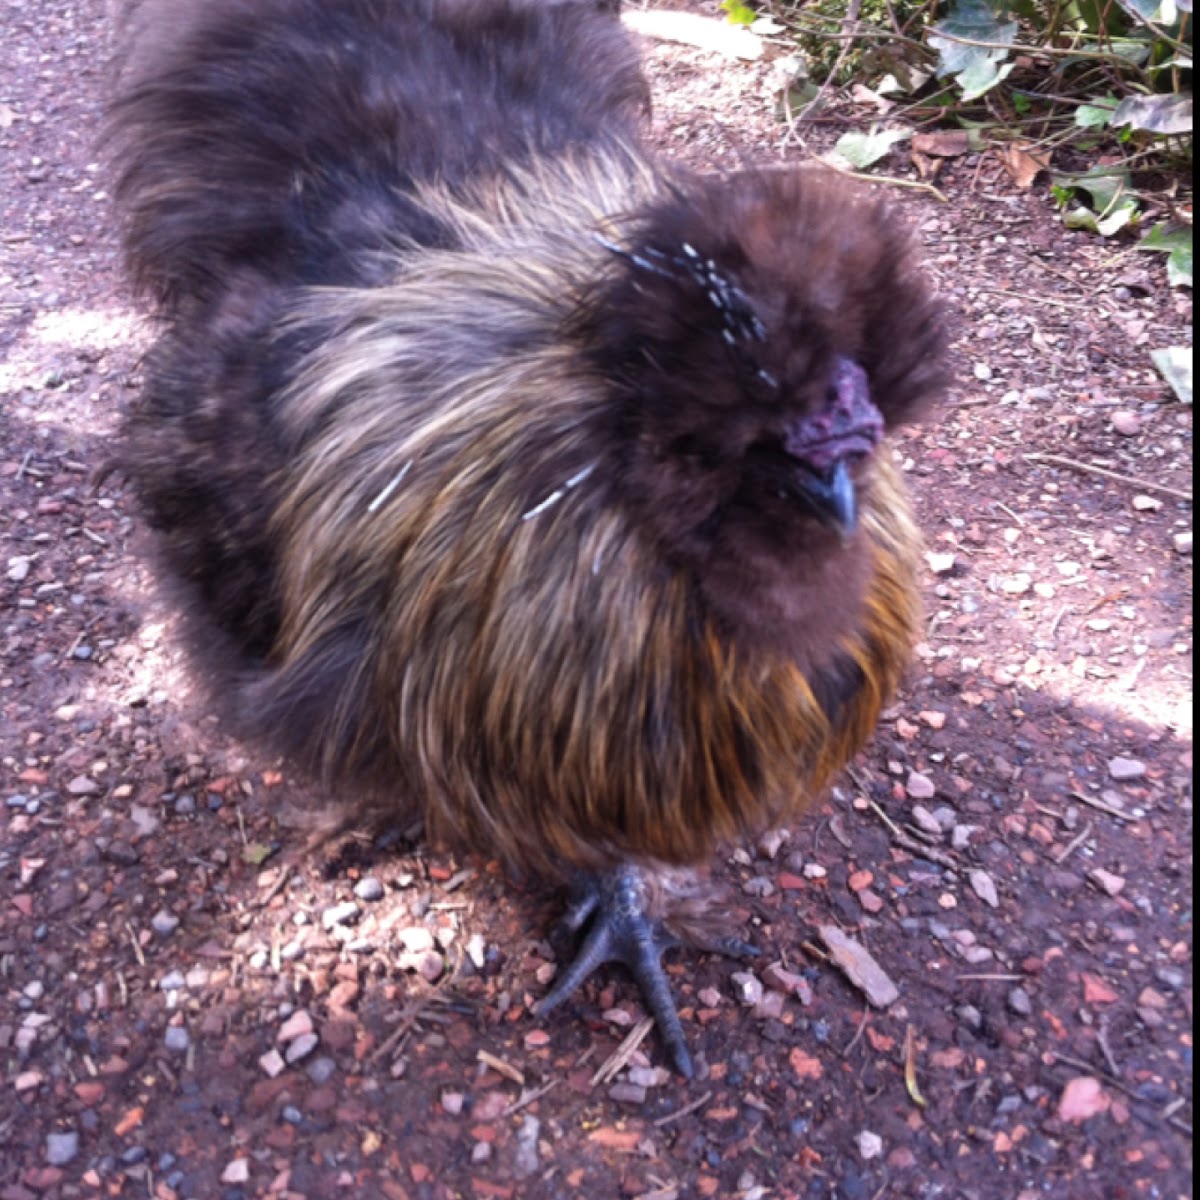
[0,2,1193,1199]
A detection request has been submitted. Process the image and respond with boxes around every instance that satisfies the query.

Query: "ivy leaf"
[1151,347,1193,405]
[828,127,912,170]
[1112,93,1194,135]
[1063,198,1139,236]
[1095,197,1140,236]
[930,1,1019,100]
[1141,224,1194,288]
[958,58,1015,101]
[1075,96,1120,128]
[1056,167,1131,213]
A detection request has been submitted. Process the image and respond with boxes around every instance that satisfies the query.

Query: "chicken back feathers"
[108,0,945,886]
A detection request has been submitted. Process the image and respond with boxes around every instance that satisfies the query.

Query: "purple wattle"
[784,357,884,474]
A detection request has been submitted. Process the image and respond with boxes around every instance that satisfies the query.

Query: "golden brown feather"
[107,0,946,1073]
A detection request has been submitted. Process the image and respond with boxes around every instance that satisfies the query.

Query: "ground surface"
[0,3,1193,1199]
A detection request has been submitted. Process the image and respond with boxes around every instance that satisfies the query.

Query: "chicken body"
[109,0,946,1072]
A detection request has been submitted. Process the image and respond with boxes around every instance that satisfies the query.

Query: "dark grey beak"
[796,458,858,539]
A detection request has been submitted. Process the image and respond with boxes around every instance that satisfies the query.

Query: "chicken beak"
[797,458,858,540]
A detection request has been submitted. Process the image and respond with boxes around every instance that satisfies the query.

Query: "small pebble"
[1008,987,1033,1017]
[397,926,435,953]
[277,1009,314,1043]
[45,1131,80,1166]
[321,901,360,929]
[731,971,764,1006]
[906,772,936,800]
[857,1130,884,1161]
[1108,756,1147,782]
[609,1082,647,1105]
[307,1056,337,1084]
[968,870,1000,908]
[956,1004,983,1031]
[164,1025,190,1053]
[911,805,943,836]
[1110,410,1141,436]
[285,1032,319,1064]
[514,1115,541,1178]
[354,877,385,902]
[1088,868,1126,897]
[756,828,789,860]
[258,1049,286,1078]
[221,1158,251,1185]
[151,910,180,937]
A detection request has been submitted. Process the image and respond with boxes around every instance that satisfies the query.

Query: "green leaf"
[243,842,276,867]
[929,1,1019,99]
[957,58,1015,101]
[720,0,757,26]
[1055,167,1132,213]
[1075,96,1120,127]
[930,1,1019,76]
[829,127,912,170]
[1141,224,1194,287]
[1112,93,1194,135]
[1151,346,1193,405]
[1095,197,1139,236]
[1064,206,1101,232]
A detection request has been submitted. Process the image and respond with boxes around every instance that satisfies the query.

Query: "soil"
[0,3,1193,1200]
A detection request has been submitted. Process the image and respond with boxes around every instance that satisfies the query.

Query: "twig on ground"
[591,1016,654,1087]
[1024,453,1193,503]
[653,1089,714,1128]
[1069,790,1136,824]
[1053,821,1094,864]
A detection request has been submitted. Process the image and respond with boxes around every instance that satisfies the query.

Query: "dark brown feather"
[107,0,946,895]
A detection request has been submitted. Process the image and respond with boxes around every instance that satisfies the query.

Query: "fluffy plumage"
[108,0,946,1069]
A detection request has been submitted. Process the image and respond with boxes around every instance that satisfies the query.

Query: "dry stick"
[1069,789,1136,824]
[1024,453,1194,503]
[1049,603,1072,640]
[1047,1050,1164,1112]
[478,1049,525,1086]
[254,866,294,910]
[653,1089,714,1128]
[841,1009,871,1058]
[821,156,950,204]
[1053,820,1095,865]
[1096,1018,1123,1079]
[977,285,1088,311]
[994,499,1026,527]
[503,1079,559,1117]
[591,1016,654,1088]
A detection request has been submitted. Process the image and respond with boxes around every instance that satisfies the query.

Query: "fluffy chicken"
[108,0,947,1073]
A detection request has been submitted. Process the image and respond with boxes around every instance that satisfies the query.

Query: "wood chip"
[818,926,900,1008]
[477,1050,525,1086]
